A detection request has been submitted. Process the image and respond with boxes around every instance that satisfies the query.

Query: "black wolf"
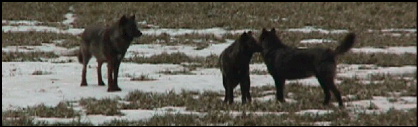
[219,31,262,104]
[78,15,143,92]
[258,28,355,107]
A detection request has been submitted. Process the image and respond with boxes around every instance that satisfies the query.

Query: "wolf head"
[259,28,286,50]
[118,15,143,38]
[239,31,262,53]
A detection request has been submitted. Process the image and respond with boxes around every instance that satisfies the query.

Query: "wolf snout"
[136,30,143,37]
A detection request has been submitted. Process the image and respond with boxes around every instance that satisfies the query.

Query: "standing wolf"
[258,28,355,107]
[78,15,143,92]
[219,31,262,104]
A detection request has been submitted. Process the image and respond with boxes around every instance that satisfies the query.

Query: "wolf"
[219,31,263,104]
[78,15,143,92]
[258,28,355,107]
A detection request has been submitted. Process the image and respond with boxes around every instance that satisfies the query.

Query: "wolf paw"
[80,83,88,87]
[107,87,122,92]
[98,82,106,86]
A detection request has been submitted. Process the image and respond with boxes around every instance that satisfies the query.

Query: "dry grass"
[78,97,123,116]
[73,2,416,29]
[31,70,52,75]
[2,2,75,22]
[273,31,417,48]
[2,102,80,118]
[331,108,417,126]
[2,51,59,62]
[2,116,94,126]
[99,112,316,126]
[124,51,416,68]
[123,52,220,68]
[337,52,416,67]
[4,108,415,126]
[2,32,80,48]
[252,52,417,67]
[125,74,157,81]
[158,68,195,75]
[135,33,230,45]
[121,90,195,110]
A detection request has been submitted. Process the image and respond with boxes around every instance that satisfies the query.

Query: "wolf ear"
[262,28,267,33]
[241,32,247,36]
[119,15,127,26]
[247,31,253,35]
[271,28,276,33]
[130,15,135,20]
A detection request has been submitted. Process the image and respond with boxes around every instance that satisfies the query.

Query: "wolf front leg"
[272,76,286,103]
[107,57,121,92]
[112,54,124,91]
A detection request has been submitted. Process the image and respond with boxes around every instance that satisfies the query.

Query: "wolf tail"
[77,49,83,64]
[334,33,356,55]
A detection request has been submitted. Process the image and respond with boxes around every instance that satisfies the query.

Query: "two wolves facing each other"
[220,28,356,107]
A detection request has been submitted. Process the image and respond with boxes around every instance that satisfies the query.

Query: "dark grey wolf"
[219,31,262,104]
[258,28,355,107]
[78,15,143,92]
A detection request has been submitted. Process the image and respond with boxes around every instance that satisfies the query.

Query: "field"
[2,2,417,126]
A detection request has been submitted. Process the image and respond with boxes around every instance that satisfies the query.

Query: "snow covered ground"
[2,42,416,59]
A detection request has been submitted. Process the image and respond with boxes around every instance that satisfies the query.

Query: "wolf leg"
[227,79,239,104]
[316,75,333,106]
[97,60,105,86]
[80,49,91,86]
[107,59,121,92]
[112,57,122,91]
[272,75,286,103]
[222,75,228,103]
[240,75,251,104]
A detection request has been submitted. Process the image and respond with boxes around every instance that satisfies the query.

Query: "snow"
[4,58,416,124]
[300,39,337,44]
[2,20,42,25]
[346,96,417,112]
[380,28,417,33]
[286,26,349,34]
[295,109,333,116]
[336,65,416,79]
[368,28,417,33]
[216,94,297,103]
[2,43,70,55]
[2,25,66,33]
[350,46,417,54]
[3,62,415,111]
[2,25,255,36]
[124,40,234,58]
[399,97,417,104]
[2,25,360,36]
[3,42,415,61]
[62,6,75,27]
[313,121,332,126]
[33,106,204,126]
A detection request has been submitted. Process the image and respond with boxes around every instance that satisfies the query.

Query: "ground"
[2,2,417,126]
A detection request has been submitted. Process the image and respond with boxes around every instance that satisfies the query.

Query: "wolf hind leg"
[80,49,92,86]
[240,75,251,104]
[97,60,105,86]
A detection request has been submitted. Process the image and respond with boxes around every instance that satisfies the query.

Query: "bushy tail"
[334,33,356,55]
[77,49,83,64]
